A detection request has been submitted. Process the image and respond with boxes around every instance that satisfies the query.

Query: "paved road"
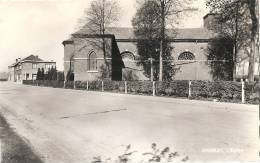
[0,82,258,163]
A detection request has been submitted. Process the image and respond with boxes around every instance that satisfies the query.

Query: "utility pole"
[256,0,260,118]
[159,0,165,81]
[256,0,259,83]
[233,2,239,81]
[149,58,154,81]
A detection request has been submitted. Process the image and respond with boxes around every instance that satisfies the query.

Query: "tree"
[247,0,258,82]
[132,0,193,81]
[46,68,51,80]
[52,67,58,80]
[122,69,139,81]
[82,0,120,34]
[135,0,195,81]
[66,70,74,81]
[41,68,45,80]
[208,36,234,81]
[57,71,65,81]
[36,68,42,80]
[132,0,162,80]
[79,0,120,78]
[206,0,259,82]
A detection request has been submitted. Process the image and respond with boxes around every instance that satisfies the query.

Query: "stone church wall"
[172,42,212,81]
[115,41,212,81]
[64,36,123,81]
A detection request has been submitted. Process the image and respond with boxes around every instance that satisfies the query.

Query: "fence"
[23,80,259,104]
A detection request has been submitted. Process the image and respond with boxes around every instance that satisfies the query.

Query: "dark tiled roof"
[22,55,44,62]
[74,27,215,40]
[9,55,55,67]
[173,28,215,40]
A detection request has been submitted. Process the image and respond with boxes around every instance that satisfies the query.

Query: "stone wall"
[116,41,212,81]
[172,42,212,81]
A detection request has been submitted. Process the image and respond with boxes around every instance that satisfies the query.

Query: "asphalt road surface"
[0,82,258,163]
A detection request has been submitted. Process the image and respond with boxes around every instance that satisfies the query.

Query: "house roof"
[22,55,44,62]
[74,26,215,40]
[9,55,55,67]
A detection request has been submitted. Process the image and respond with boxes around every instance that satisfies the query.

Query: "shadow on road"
[0,114,44,163]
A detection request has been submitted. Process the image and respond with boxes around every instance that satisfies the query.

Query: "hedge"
[190,81,242,103]
[23,80,64,88]
[156,81,189,97]
[127,81,153,95]
[103,81,125,93]
[245,82,259,104]
[23,80,259,104]
[65,81,74,89]
[74,81,86,90]
[23,80,34,85]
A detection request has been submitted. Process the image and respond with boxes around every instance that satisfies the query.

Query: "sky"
[0,0,208,72]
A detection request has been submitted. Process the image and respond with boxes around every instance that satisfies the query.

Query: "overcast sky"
[0,0,208,72]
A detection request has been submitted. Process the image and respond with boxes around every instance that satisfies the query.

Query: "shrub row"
[23,80,64,88]
[23,80,34,85]
[23,80,259,104]
[103,81,125,92]
[127,81,153,95]
[65,81,74,89]
[190,81,242,103]
[75,81,125,92]
[245,82,259,104]
[156,81,189,97]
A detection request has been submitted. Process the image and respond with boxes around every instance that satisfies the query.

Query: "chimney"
[203,13,217,30]
[36,55,39,58]
[16,59,18,62]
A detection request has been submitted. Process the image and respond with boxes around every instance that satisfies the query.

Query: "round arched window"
[121,51,135,68]
[121,51,135,60]
[178,52,195,60]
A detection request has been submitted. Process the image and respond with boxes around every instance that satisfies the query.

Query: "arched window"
[178,52,195,60]
[121,51,135,60]
[88,51,97,71]
[121,51,135,68]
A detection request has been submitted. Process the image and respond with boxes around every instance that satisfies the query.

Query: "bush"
[88,81,102,91]
[245,82,259,104]
[23,80,33,85]
[65,81,74,89]
[156,81,189,97]
[75,81,88,90]
[103,81,125,93]
[23,80,64,88]
[191,81,242,102]
[91,143,189,163]
[127,81,153,95]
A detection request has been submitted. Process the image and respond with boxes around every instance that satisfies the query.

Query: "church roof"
[75,26,215,40]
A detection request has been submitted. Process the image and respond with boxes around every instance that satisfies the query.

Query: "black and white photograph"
[0,0,259,162]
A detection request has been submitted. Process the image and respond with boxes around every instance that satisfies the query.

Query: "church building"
[63,14,258,81]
